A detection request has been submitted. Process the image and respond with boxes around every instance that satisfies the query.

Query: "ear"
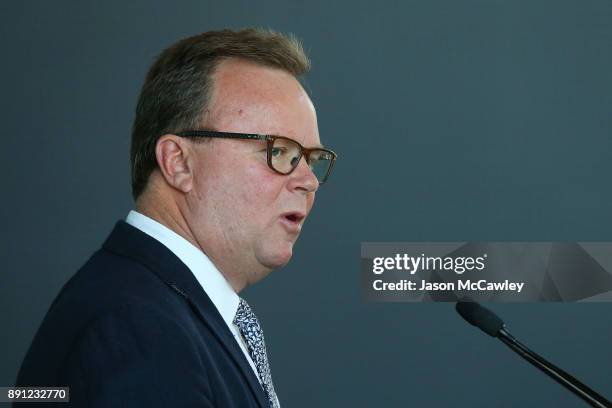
[155,134,195,193]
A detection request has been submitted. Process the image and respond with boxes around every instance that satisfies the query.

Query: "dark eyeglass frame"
[176,130,337,184]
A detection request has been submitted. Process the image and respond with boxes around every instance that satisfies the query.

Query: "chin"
[260,245,294,270]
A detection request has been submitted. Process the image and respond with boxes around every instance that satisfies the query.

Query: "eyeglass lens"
[270,137,332,182]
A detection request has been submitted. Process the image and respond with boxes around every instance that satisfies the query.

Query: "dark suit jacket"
[15,220,270,407]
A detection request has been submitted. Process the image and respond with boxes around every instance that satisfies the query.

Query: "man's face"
[185,58,321,288]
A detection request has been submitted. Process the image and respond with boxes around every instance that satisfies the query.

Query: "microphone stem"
[497,328,611,408]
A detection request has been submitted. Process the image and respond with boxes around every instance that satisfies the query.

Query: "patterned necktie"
[233,298,280,408]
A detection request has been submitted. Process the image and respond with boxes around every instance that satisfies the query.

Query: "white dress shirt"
[125,210,261,384]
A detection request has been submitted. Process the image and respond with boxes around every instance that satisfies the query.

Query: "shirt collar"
[125,210,240,328]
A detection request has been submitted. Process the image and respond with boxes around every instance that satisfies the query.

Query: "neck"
[135,190,251,293]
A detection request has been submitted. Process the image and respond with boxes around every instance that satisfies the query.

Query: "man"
[15,28,336,407]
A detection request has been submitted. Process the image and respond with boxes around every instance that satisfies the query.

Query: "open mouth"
[283,212,305,224]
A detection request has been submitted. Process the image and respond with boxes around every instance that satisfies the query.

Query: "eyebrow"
[179,129,328,150]
[265,133,325,149]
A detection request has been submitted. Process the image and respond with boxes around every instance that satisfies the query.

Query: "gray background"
[1,0,611,406]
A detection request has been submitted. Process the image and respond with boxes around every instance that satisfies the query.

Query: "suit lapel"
[102,221,270,408]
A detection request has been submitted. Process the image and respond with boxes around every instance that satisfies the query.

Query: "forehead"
[206,58,320,146]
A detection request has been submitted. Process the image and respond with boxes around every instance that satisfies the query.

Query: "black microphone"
[455,301,611,408]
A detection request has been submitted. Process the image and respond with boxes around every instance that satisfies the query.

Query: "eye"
[271,147,287,157]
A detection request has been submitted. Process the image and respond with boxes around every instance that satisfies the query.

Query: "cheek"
[242,163,283,207]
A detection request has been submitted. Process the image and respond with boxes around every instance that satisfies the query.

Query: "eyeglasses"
[176,130,337,184]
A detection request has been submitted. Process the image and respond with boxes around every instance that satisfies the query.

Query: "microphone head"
[456,301,504,337]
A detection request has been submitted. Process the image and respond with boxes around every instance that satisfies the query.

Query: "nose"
[287,155,319,193]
